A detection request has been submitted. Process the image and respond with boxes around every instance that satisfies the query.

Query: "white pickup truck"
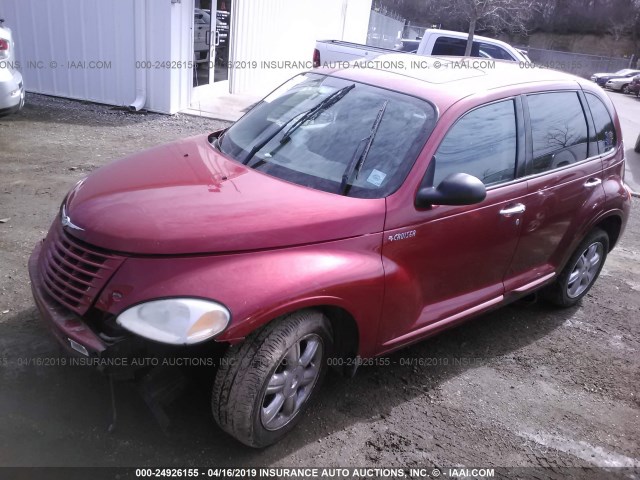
[314,28,529,66]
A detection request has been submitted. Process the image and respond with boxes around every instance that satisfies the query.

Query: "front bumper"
[0,68,23,112]
[29,242,108,358]
[29,242,226,374]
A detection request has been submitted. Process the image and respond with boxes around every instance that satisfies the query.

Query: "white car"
[0,20,25,116]
[605,76,636,93]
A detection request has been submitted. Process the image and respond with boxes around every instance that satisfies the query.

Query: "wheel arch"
[318,305,360,369]
[219,301,363,376]
[594,214,622,251]
[555,210,624,274]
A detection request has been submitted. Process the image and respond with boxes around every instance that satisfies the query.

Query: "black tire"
[212,309,332,448]
[542,229,609,308]
[622,84,630,94]
[635,133,640,153]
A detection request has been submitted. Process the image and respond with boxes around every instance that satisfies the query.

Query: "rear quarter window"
[585,92,617,154]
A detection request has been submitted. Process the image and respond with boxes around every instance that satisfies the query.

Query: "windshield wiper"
[279,84,356,145]
[242,84,356,166]
[339,100,389,195]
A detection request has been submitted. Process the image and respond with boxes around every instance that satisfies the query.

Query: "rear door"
[504,90,606,291]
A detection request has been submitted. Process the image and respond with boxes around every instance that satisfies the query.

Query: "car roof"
[318,54,587,112]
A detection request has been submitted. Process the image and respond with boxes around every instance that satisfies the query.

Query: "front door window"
[379,99,525,348]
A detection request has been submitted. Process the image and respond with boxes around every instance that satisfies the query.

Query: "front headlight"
[116,298,230,345]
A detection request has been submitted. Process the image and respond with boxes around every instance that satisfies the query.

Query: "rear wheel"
[635,133,640,153]
[622,84,630,94]
[212,310,332,447]
[542,229,609,307]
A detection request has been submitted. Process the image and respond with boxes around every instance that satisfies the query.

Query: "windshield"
[216,73,437,198]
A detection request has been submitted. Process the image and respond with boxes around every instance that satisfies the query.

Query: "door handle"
[499,203,526,216]
[584,178,602,188]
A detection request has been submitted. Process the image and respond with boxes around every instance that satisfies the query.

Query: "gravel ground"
[0,94,639,478]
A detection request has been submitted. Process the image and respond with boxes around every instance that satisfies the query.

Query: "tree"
[444,0,539,56]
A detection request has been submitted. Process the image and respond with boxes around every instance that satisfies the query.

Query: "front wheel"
[17,92,25,112]
[212,310,332,447]
[635,133,640,153]
[542,229,609,308]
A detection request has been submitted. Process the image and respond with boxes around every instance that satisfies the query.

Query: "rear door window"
[433,99,518,187]
[432,37,467,56]
[476,42,515,60]
[584,93,617,154]
[526,92,590,174]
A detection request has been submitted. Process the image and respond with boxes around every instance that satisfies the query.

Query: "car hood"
[64,134,385,255]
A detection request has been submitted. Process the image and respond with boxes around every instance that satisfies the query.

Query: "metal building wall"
[0,0,193,114]
[230,0,372,96]
[1,0,372,112]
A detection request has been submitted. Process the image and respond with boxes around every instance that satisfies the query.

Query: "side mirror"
[415,172,486,208]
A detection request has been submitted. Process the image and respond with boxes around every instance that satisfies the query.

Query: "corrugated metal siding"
[1,0,371,111]
[231,0,372,95]
[1,0,137,106]
[1,0,193,114]
[168,0,195,114]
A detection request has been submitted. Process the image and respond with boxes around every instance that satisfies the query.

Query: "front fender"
[95,234,385,357]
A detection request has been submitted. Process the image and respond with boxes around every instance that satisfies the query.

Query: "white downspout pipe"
[129,0,148,111]
[341,0,348,40]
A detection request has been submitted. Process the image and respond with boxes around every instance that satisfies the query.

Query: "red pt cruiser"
[29,56,631,447]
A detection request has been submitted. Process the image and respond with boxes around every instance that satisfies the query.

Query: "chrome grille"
[39,221,124,314]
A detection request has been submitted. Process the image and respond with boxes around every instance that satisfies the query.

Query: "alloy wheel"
[260,334,323,431]
[566,242,604,298]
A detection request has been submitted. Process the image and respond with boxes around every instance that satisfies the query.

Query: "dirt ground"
[0,94,639,477]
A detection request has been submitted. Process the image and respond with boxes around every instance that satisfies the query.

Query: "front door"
[379,98,527,350]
